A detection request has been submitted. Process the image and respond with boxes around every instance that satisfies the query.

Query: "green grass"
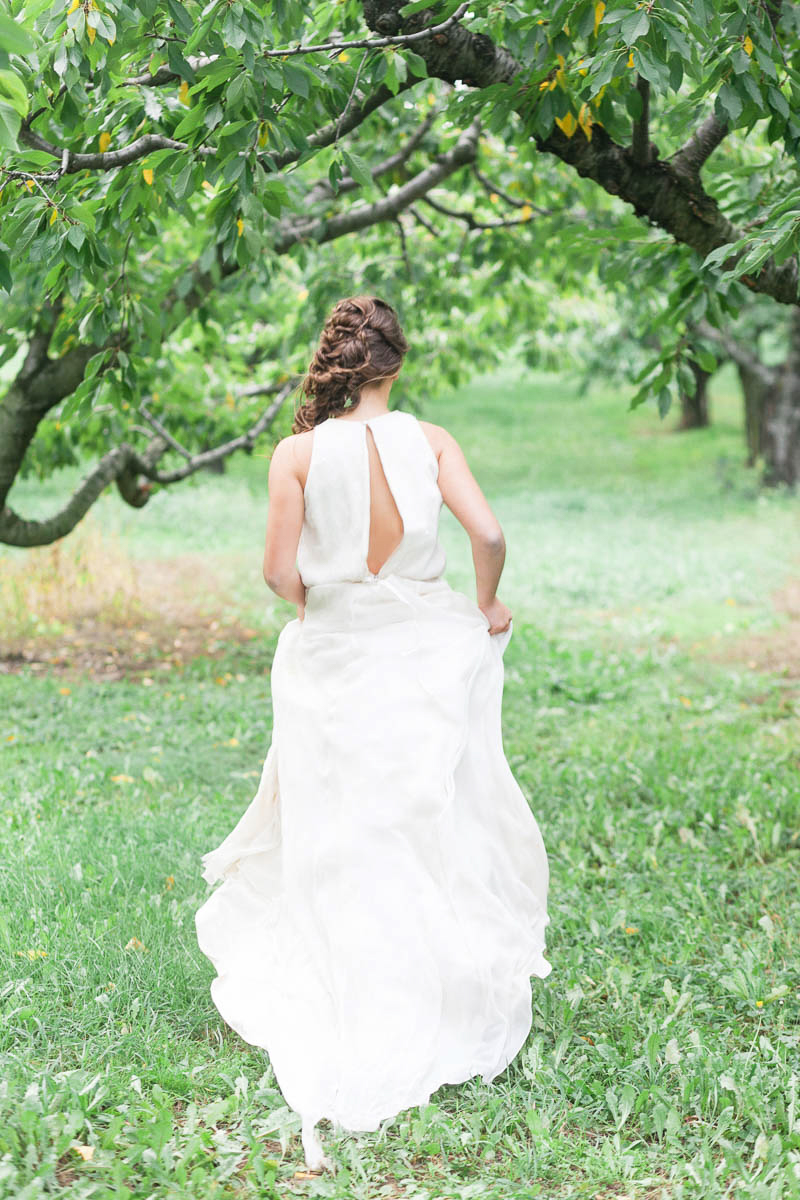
[1,365,799,1198]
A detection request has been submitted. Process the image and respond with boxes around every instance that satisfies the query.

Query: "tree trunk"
[762,307,800,486]
[736,362,770,467]
[678,362,711,429]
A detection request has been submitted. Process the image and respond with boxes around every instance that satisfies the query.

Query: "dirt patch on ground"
[699,577,800,680]
[0,541,264,681]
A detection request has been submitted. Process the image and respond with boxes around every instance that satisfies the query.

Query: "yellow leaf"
[337,51,349,62]
[627,50,635,68]
[142,167,154,185]
[678,696,692,708]
[67,0,79,11]
[258,121,270,147]
[73,1144,95,1161]
[555,112,577,138]
[236,217,244,237]
[165,875,175,890]
[519,204,533,221]
[99,131,111,152]
[125,936,146,951]
[50,207,58,224]
[743,34,753,56]
[594,1,605,36]
[578,103,593,141]
[225,390,235,407]
[25,179,35,192]
[179,80,190,106]
[87,22,96,43]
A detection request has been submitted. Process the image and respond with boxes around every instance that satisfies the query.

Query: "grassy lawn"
[1,365,798,1198]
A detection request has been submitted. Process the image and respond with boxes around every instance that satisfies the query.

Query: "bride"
[195,295,552,1173]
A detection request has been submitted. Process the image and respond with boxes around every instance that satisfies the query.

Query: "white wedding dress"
[195,409,552,1134]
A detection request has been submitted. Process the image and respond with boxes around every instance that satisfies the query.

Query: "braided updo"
[292,295,408,432]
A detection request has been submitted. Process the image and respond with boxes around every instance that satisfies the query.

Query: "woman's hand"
[479,596,512,635]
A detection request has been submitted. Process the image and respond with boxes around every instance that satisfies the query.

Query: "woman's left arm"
[263,435,307,616]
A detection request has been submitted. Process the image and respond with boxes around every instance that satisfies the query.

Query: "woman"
[195,295,551,1173]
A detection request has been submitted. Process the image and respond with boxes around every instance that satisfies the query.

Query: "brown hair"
[292,295,408,432]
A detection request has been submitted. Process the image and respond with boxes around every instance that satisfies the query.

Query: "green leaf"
[621,10,650,42]
[283,62,310,99]
[166,0,194,35]
[0,99,21,150]
[0,246,11,293]
[0,70,28,117]
[0,10,35,54]
[402,49,428,78]
[342,150,373,189]
[717,82,743,124]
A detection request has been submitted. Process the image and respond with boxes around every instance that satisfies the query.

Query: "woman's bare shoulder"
[417,419,459,461]
[270,428,315,487]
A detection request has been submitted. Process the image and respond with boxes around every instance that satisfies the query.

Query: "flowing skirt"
[195,574,551,1132]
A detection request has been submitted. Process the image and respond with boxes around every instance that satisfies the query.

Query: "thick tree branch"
[360,2,799,307]
[0,382,294,547]
[265,76,419,172]
[694,318,775,389]
[670,113,730,180]
[16,129,214,179]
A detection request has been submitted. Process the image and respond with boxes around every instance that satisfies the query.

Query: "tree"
[3,0,800,548]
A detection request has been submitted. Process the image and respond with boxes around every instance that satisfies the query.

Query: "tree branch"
[0,383,294,547]
[670,113,730,180]
[16,129,214,178]
[359,2,799,307]
[264,76,419,172]
[420,193,538,229]
[694,318,775,388]
[274,118,481,250]
[305,109,437,204]
[631,75,651,165]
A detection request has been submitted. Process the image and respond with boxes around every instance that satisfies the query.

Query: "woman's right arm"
[431,425,512,634]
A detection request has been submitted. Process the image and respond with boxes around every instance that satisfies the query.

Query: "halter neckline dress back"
[296,409,448,586]
[195,407,552,1133]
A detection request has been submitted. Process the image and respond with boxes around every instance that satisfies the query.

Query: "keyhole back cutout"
[365,425,404,575]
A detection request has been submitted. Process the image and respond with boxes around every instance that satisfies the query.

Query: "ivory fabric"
[195,409,552,1132]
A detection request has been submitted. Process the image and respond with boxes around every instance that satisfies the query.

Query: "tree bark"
[736,362,770,466]
[762,308,800,486]
[678,362,711,430]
